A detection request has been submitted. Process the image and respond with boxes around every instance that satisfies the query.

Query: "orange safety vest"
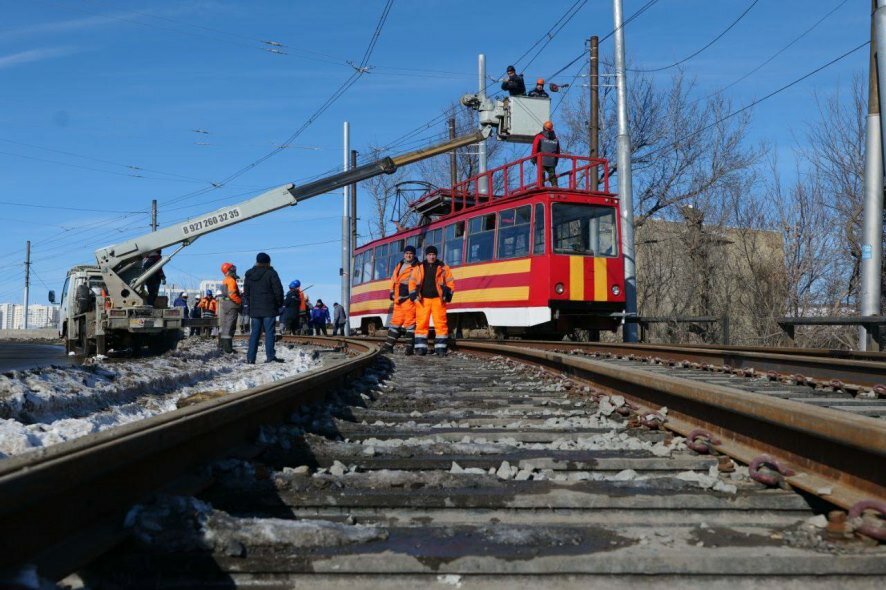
[220,275,242,305]
[297,288,308,312]
[389,259,418,298]
[198,296,218,315]
[409,261,455,300]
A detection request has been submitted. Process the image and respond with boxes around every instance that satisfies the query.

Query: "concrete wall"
[0,328,60,341]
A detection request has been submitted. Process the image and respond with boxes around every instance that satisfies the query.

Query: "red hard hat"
[221,262,234,274]
[536,78,545,85]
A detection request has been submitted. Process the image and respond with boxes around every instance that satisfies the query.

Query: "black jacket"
[501,73,526,96]
[243,264,284,318]
[282,289,301,319]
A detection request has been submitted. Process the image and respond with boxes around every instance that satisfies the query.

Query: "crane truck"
[51,93,550,355]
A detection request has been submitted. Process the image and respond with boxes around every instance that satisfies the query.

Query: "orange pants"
[415,297,449,353]
[388,299,416,330]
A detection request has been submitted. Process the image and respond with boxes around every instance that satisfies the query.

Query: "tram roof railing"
[408,152,613,220]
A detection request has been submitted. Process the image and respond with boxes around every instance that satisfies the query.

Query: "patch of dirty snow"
[0,339,319,458]
[126,495,386,552]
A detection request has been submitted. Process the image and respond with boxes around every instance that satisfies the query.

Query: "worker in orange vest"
[382,245,419,355]
[409,245,455,356]
[197,290,218,338]
[218,262,242,353]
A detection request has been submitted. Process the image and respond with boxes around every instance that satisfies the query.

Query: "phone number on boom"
[182,208,242,235]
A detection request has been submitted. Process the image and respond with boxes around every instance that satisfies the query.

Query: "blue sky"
[0,0,867,308]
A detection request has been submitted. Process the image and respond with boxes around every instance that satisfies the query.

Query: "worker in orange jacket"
[218,262,242,354]
[409,245,455,356]
[382,245,419,355]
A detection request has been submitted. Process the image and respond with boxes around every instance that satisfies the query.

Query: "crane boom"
[94,128,490,308]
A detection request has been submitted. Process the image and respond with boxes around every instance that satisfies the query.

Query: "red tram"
[349,153,626,338]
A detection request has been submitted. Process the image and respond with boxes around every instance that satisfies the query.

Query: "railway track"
[0,337,883,588]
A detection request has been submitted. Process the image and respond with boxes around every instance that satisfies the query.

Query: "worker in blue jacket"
[311,299,331,335]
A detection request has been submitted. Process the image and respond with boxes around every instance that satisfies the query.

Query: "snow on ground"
[0,339,320,459]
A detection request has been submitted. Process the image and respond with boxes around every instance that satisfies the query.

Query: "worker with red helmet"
[382,245,419,355]
[528,78,549,98]
[531,120,560,187]
[218,262,242,354]
[409,245,456,357]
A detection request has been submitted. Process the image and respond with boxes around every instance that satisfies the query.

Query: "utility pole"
[151,199,158,231]
[613,0,639,342]
[350,149,358,255]
[449,117,458,187]
[589,35,600,192]
[342,122,351,336]
[478,53,488,195]
[23,240,30,330]
[348,148,358,336]
[862,0,886,350]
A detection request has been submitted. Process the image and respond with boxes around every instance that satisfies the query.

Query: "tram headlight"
[611,285,621,296]
[554,282,565,294]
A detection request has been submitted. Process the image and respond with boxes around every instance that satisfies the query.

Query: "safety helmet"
[206,290,213,297]
[536,78,544,85]
[221,262,235,275]
[543,120,554,130]
[289,280,301,289]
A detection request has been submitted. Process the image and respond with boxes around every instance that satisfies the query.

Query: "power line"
[158,0,396,209]
[694,0,849,103]
[629,0,760,73]
[637,41,869,163]
[0,199,144,214]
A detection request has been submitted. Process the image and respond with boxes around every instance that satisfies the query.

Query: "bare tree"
[561,65,759,227]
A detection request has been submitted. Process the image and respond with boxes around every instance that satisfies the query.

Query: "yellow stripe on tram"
[569,256,584,301]
[594,257,608,301]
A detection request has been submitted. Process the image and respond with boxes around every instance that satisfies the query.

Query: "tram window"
[443,221,465,267]
[362,250,374,282]
[423,228,442,258]
[497,205,531,260]
[552,204,618,257]
[373,244,389,280]
[467,214,496,263]
[533,203,545,254]
[352,252,363,285]
[388,239,405,272]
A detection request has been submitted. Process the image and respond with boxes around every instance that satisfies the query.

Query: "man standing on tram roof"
[382,245,419,355]
[501,65,526,96]
[410,245,455,357]
[532,120,561,188]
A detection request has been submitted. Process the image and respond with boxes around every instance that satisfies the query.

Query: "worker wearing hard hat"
[528,78,549,98]
[382,245,419,355]
[282,280,302,335]
[409,245,456,357]
[218,262,242,354]
[531,121,561,188]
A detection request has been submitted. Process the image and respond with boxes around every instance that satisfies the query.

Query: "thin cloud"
[0,47,79,69]
[0,12,135,40]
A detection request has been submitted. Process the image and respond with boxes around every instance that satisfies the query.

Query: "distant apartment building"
[0,303,60,329]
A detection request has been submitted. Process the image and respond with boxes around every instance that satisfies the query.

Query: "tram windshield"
[552,204,618,257]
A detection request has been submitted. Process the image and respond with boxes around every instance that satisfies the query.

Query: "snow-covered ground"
[0,339,320,459]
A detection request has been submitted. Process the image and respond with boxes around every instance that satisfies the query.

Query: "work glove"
[442,287,453,303]
[409,291,418,302]
[389,291,395,301]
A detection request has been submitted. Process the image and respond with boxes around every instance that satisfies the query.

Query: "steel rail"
[454,339,886,388]
[0,337,379,571]
[457,341,886,510]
